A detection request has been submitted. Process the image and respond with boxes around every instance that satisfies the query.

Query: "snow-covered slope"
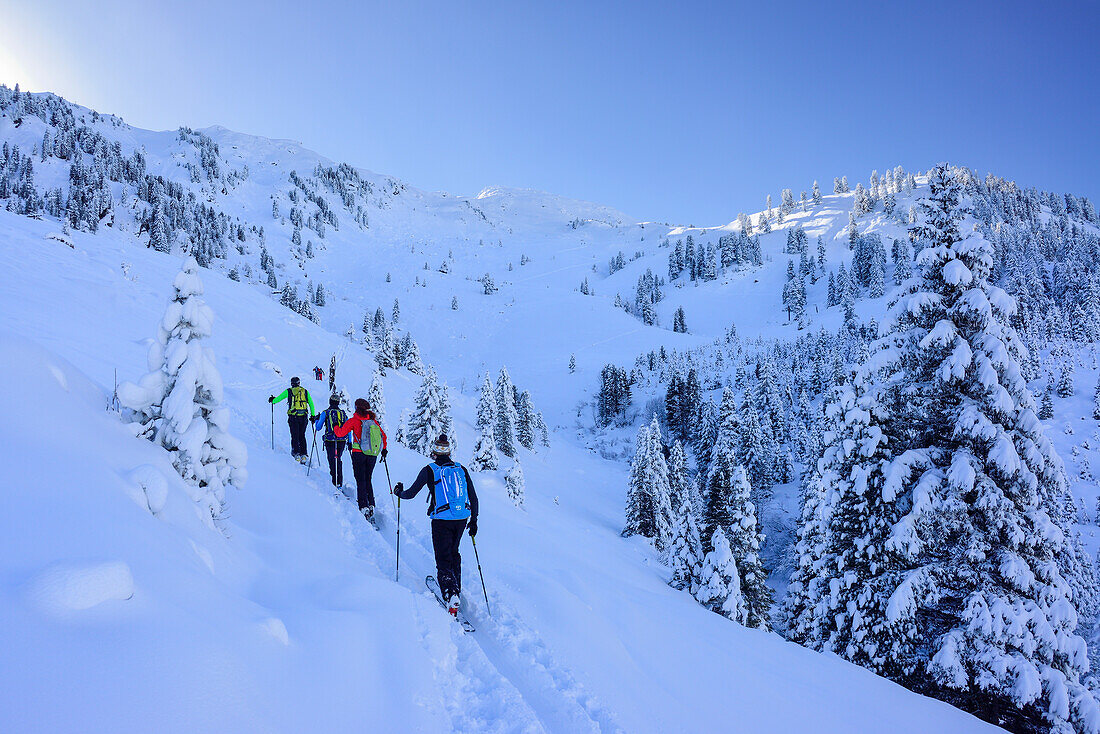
[0,207,999,732]
[12,87,1100,732]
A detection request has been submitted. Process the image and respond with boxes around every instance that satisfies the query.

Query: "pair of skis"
[426,575,475,632]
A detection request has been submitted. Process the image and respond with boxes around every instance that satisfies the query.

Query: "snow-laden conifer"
[119,257,246,527]
[696,528,744,622]
[667,440,690,510]
[367,370,386,427]
[516,389,537,450]
[470,423,499,472]
[495,367,518,457]
[789,164,1100,732]
[476,372,496,432]
[404,367,452,457]
[668,496,703,594]
[505,458,525,508]
[725,464,771,630]
[623,416,674,551]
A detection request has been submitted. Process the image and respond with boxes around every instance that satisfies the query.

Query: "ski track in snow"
[300,457,620,734]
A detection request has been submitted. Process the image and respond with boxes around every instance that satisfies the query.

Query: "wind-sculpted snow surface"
[0,210,1002,732]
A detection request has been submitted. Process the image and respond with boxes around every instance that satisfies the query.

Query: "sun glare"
[0,44,38,91]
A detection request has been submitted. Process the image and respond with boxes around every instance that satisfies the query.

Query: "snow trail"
[299,453,621,733]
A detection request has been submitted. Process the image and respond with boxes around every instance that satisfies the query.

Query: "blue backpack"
[323,408,347,441]
[428,462,471,521]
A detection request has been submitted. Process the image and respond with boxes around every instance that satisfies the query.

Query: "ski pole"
[383,456,396,515]
[395,495,401,583]
[307,428,318,475]
[270,402,274,450]
[384,456,400,582]
[471,537,491,618]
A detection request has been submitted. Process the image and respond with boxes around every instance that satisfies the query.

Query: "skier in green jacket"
[269,376,316,462]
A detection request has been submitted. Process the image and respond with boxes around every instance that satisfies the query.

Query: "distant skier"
[333,398,388,522]
[393,434,479,616]
[313,366,324,381]
[269,377,315,462]
[313,395,348,489]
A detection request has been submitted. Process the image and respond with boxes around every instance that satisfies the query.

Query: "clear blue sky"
[1,0,1096,224]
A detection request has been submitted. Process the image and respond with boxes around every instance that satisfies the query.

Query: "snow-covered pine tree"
[1093,375,1100,420]
[470,422,499,472]
[495,367,519,457]
[404,367,451,457]
[367,370,386,428]
[701,392,740,553]
[696,528,745,623]
[1040,383,1055,419]
[516,389,537,450]
[792,164,1100,732]
[376,328,396,374]
[673,307,687,333]
[476,372,496,433]
[667,440,690,511]
[725,464,771,630]
[783,468,833,648]
[1058,361,1075,398]
[118,257,247,528]
[148,202,170,253]
[505,458,525,508]
[801,372,902,668]
[668,495,704,594]
[404,338,424,375]
[535,411,550,448]
[892,237,912,284]
[622,416,674,551]
[737,389,772,491]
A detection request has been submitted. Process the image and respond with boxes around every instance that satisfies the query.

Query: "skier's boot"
[447,594,459,618]
[361,505,375,526]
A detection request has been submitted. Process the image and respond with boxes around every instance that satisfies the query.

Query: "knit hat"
[354,398,371,417]
[431,434,451,456]
[329,394,340,407]
[291,376,301,387]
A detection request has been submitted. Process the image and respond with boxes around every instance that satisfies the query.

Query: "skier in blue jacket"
[393,434,479,615]
[312,395,348,489]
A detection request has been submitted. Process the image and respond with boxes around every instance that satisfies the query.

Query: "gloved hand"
[310,414,320,422]
[380,448,388,460]
[393,482,403,495]
[268,395,275,403]
[468,519,478,538]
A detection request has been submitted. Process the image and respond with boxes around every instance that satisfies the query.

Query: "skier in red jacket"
[333,398,388,522]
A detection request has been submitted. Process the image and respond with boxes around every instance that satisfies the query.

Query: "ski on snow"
[426,575,475,632]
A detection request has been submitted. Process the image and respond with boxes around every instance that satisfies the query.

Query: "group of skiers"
[269,377,478,616]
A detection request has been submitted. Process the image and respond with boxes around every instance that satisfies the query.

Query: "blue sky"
[1,0,1096,224]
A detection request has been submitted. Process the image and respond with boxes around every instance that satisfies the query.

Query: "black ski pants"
[325,440,345,487]
[351,451,377,511]
[432,518,468,601]
[288,414,308,457]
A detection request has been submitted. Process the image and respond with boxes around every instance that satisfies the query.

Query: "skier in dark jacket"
[269,377,315,462]
[393,434,478,615]
[333,398,388,521]
[312,395,348,489]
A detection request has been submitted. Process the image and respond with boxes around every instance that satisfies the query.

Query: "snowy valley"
[1,85,1099,733]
